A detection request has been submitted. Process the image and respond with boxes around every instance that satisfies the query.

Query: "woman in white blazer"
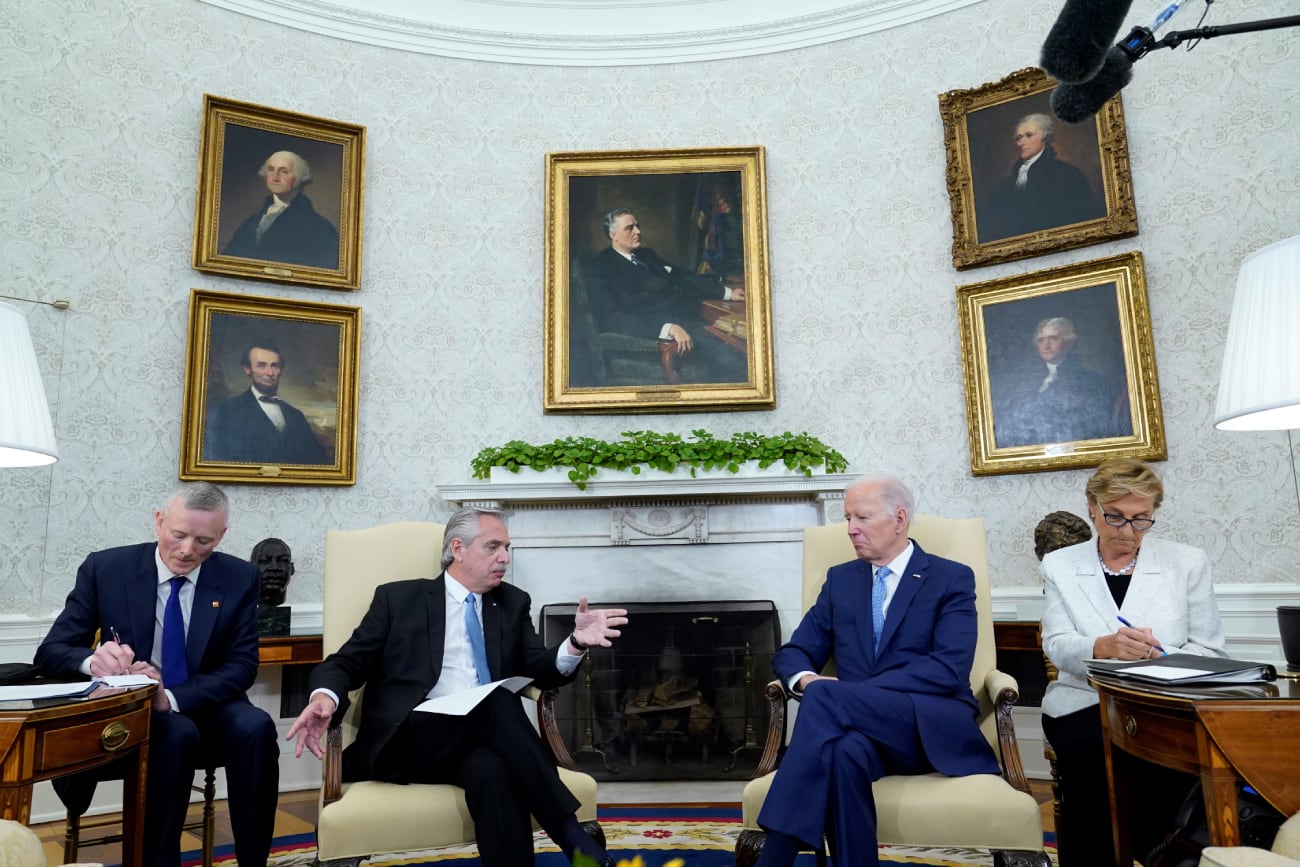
[1041,458,1226,867]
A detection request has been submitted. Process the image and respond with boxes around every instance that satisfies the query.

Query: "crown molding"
[197,0,985,65]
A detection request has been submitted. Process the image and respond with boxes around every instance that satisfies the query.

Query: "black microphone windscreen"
[1039,0,1134,84]
[1050,47,1134,123]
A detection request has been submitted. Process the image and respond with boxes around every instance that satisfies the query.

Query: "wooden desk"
[1091,675,1300,864]
[259,634,323,718]
[0,686,152,864]
[700,300,747,353]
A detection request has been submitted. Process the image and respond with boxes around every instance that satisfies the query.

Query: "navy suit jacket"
[308,575,577,782]
[36,544,261,714]
[204,389,331,465]
[583,246,726,341]
[773,541,998,776]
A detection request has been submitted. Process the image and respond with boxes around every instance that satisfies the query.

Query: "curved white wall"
[198,0,987,64]
[2,0,1299,622]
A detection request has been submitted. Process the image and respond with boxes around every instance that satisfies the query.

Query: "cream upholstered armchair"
[736,515,1050,867]
[315,521,603,867]
[0,819,100,866]
[1200,814,1300,867]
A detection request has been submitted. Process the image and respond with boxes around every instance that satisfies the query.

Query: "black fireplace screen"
[540,600,780,781]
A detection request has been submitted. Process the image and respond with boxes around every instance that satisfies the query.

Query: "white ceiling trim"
[197,0,987,65]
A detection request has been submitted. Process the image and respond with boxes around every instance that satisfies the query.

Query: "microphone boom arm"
[1126,13,1300,60]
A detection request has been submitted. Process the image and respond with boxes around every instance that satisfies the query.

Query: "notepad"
[1086,653,1276,685]
[0,674,158,703]
[413,676,533,716]
[98,674,159,688]
[0,681,99,701]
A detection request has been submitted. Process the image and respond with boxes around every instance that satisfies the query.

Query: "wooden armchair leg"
[994,849,1054,867]
[201,767,217,867]
[736,828,764,867]
[62,813,80,865]
[657,340,681,384]
[582,819,606,850]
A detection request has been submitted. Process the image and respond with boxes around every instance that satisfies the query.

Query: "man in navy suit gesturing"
[754,476,1000,867]
[36,482,279,867]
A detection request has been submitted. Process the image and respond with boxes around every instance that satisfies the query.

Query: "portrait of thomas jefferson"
[983,287,1133,449]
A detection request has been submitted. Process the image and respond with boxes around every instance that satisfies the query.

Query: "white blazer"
[1040,535,1227,718]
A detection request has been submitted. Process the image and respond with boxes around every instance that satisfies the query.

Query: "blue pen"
[1117,615,1166,655]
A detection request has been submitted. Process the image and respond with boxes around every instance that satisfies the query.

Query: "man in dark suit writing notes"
[36,482,279,867]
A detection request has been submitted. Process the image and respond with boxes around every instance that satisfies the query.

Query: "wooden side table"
[258,633,323,668]
[0,686,153,865]
[259,633,323,718]
[1091,674,1300,864]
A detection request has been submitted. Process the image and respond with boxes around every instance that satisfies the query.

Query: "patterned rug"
[193,806,1057,867]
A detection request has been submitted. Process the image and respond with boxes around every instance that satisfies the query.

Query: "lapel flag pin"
[211,600,220,608]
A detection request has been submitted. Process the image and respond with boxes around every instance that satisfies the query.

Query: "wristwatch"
[568,631,591,652]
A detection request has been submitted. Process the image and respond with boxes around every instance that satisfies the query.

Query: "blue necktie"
[464,595,492,686]
[871,566,891,652]
[163,576,189,686]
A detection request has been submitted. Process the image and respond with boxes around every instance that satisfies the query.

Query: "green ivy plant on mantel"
[471,429,848,490]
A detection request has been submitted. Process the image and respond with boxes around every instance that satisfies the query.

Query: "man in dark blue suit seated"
[36,482,279,867]
[755,475,1000,867]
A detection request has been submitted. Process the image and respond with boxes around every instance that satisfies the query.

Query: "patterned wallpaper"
[2,0,1298,618]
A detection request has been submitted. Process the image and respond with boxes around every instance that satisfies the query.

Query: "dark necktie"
[464,595,492,686]
[871,566,891,651]
[163,575,189,686]
[630,254,649,269]
[259,395,279,403]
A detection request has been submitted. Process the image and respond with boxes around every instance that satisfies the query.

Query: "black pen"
[108,626,127,675]
[1116,615,1166,655]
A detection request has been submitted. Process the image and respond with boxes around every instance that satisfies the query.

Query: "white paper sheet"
[1116,664,1217,680]
[413,676,533,716]
[99,674,159,688]
[0,681,97,701]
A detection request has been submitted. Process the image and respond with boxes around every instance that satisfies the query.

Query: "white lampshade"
[0,301,59,466]
[1215,234,1300,431]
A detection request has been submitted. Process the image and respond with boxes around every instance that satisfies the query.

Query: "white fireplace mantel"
[437,471,856,547]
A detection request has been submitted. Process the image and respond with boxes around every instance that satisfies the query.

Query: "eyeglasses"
[1101,512,1155,531]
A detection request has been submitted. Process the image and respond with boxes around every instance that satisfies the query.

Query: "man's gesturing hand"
[286,693,337,759]
[572,595,629,650]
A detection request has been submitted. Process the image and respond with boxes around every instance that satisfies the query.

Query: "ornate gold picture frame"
[939,67,1138,270]
[957,251,1165,476]
[179,289,361,485]
[543,146,774,413]
[192,95,365,290]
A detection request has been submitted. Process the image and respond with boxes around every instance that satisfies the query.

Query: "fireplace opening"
[540,600,780,782]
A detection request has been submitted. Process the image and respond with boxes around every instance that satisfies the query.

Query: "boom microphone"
[1040,0,1135,84]
[1049,1,1185,123]
[1050,47,1135,123]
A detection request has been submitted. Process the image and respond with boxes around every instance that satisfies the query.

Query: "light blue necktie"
[871,566,891,652]
[464,594,492,686]
[163,575,189,686]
